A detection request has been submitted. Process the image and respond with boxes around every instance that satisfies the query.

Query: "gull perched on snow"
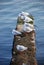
[12,29,21,35]
[16,45,27,51]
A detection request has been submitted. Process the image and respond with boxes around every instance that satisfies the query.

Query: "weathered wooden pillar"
[10,12,37,65]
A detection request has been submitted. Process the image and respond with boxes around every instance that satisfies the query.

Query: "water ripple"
[0,0,44,65]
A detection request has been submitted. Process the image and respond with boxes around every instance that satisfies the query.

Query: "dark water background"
[0,0,44,65]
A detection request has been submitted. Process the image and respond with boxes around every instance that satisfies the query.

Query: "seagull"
[16,45,27,51]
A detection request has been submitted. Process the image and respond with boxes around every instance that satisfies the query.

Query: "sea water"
[0,0,44,65]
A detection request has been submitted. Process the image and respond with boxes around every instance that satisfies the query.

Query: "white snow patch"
[24,16,33,22]
[23,23,34,32]
[16,45,27,51]
[18,12,33,22]
[12,29,21,35]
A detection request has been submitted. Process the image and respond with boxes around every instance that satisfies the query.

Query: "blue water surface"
[0,0,44,65]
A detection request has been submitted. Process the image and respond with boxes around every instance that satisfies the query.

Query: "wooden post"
[10,12,37,65]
